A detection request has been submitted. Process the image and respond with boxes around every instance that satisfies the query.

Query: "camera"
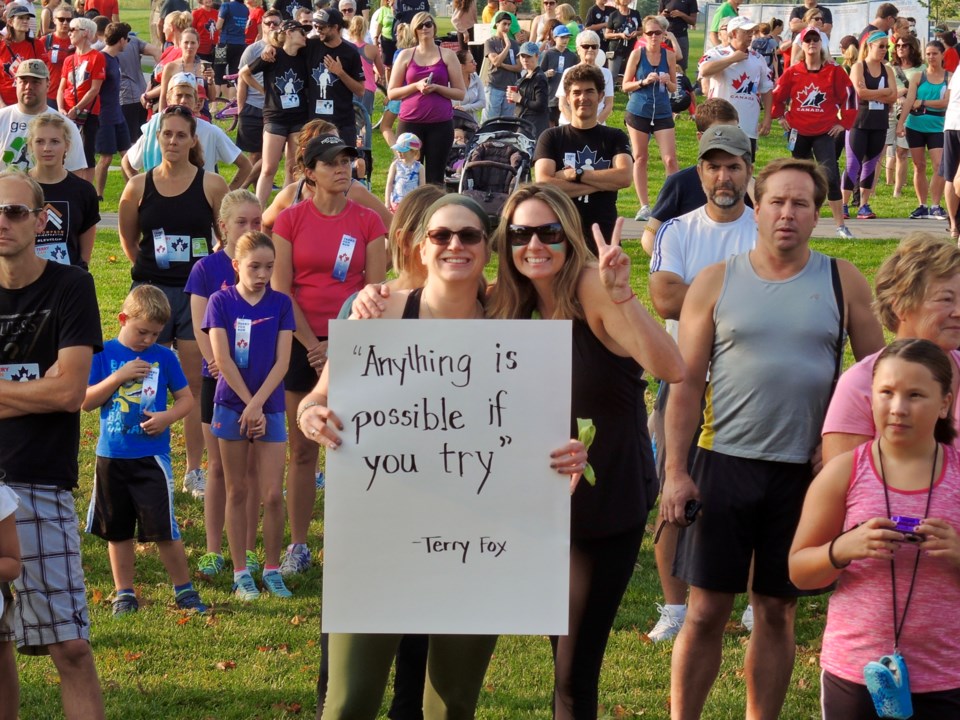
[891,515,924,544]
[684,499,702,525]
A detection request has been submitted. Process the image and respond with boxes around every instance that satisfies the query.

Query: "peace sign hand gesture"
[592,219,634,304]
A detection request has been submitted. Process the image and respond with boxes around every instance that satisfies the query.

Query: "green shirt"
[372,5,395,39]
[490,11,522,39]
[710,1,737,32]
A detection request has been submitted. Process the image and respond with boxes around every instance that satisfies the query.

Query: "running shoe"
[909,205,929,220]
[646,603,685,643]
[197,552,224,577]
[280,543,312,577]
[741,604,755,632]
[262,571,293,598]
[112,594,139,617]
[232,572,261,601]
[856,204,877,219]
[183,468,206,499]
[245,550,260,575]
[175,589,208,613]
[929,205,948,220]
[634,204,651,221]
[841,204,849,220]
[836,225,855,239]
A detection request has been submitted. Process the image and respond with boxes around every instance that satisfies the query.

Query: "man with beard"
[308,8,365,148]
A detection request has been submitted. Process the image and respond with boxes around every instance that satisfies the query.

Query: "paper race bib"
[332,235,357,282]
[281,92,300,109]
[316,99,334,115]
[0,363,40,381]
[35,242,70,265]
[153,229,169,270]
[191,237,209,258]
[140,366,160,414]
[234,318,251,368]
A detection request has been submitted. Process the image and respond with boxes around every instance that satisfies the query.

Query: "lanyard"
[876,440,937,653]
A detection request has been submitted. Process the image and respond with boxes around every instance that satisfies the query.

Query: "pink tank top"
[820,442,960,692]
[399,53,453,123]
[354,40,377,94]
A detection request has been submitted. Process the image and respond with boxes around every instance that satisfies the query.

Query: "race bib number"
[192,237,210,258]
[563,152,577,169]
[153,229,169,270]
[316,99,335,115]
[168,235,191,263]
[332,235,357,282]
[0,363,40,382]
[234,318,251,369]
[35,242,70,265]
[281,92,300,109]
[140,367,160,414]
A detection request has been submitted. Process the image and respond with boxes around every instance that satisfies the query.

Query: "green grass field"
[10,3,921,719]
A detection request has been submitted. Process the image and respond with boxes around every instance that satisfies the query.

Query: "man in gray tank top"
[661,158,884,720]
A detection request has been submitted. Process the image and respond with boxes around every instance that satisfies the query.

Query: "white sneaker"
[647,603,685,643]
[183,468,206,499]
[836,225,854,239]
[634,205,651,222]
[741,604,754,632]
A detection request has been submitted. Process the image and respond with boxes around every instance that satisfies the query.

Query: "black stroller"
[445,109,481,191]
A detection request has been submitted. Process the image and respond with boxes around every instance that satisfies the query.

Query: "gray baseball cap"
[698,125,752,161]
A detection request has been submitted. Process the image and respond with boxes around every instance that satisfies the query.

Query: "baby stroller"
[353,100,373,187]
[458,116,537,222]
[445,109,480,191]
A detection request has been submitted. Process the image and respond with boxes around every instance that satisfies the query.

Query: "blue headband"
[868,30,888,45]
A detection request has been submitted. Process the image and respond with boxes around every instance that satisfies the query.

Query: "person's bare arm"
[699,50,747,77]
[822,431,872,465]
[118,174,145,263]
[838,259,885,360]
[0,346,93,417]
[140,383,194,435]
[649,270,688,321]
[581,152,632,191]
[534,157,600,197]
[78,224,96,266]
[640,218,662,256]
[228,152,252,191]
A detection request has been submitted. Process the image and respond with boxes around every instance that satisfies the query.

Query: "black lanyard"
[876,440,937,654]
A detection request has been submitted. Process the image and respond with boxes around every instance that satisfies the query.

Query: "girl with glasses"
[886,34,922,198]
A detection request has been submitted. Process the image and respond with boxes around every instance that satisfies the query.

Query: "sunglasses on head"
[425,227,485,245]
[162,104,194,117]
[0,204,42,221]
[507,223,565,246]
[579,43,598,50]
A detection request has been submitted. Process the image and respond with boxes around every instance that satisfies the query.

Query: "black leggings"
[551,525,645,720]
[396,118,454,185]
[794,133,842,201]
[821,669,960,719]
[843,126,886,191]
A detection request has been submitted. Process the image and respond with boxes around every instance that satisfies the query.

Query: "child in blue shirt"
[84,285,207,617]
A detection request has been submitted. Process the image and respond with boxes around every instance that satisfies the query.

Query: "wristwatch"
[575,167,584,183]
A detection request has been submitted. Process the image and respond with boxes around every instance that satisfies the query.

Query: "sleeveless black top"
[854,62,890,130]
[402,287,423,319]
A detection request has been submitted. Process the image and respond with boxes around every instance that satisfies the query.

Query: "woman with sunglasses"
[622,15,678,223]
[118,103,230,500]
[159,28,218,119]
[886,35,923,198]
[488,184,683,719]
[0,6,47,107]
[557,31,615,126]
[240,19,311,207]
[531,0,558,48]
[299,193,589,720]
[388,12,465,185]
[789,9,825,67]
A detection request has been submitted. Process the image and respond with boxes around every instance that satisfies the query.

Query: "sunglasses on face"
[418,20,435,29]
[507,223,565,246]
[0,204,41,221]
[644,30,663,36]
[579,43,598,50]
[342,7,355,12]
[55,17,71,22]
[425,227,486,245]
[264,20,280,27]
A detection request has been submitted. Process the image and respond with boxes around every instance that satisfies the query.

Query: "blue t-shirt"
[203,286,295,414]
[99,52,124,125]
[218,0,250,44]
[185,250,236,379]
[89,339,188,458]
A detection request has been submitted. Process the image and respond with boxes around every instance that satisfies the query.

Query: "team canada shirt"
[772,61,857,136]
[698,46,773,139]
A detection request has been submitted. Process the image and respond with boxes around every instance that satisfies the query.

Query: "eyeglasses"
[507,223,565,246]
[543,1,555,5]
[0,204,42,221]
[313,22,330,29]
[896,42,909,47]
[417,20,435,29]
[341,7,355,12]
[425,227,486,245]
[263,20,280,27]
[55,17,71,22]
[162,104,194,117]
[644,30,663,36]
[579,43,599,50]
[812,16,823,21]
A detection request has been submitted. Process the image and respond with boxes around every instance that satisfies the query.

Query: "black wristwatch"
[575,167,584,183]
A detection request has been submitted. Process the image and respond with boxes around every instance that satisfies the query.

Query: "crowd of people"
[2,0,960,719]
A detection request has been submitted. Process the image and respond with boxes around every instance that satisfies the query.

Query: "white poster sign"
[323,319,572,635]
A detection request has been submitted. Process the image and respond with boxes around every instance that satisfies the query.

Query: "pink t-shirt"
[822,348,960,452]
[273,199,386,338]
[821,442,960,692]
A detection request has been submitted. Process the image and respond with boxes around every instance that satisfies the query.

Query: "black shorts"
[905,126,946,151]
[942,129,960,181]
[624,112,675,134]
[131,281,194,344]
[78,113,100,168]
[284,336,325,394]
[88,455,180,542]
[201,374,216,424]
[95,119,132,155]
[236,104,264,153]
[380,36,397,66]
[674,448,817,598]
[821,670,960,720]
[122,102,147,142]
[264,119,305,138]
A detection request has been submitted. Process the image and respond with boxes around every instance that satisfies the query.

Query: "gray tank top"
[699,250,839,463]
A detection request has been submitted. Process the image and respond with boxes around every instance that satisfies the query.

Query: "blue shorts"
[95,119,132,155]
[211,404,287,442]
[386,99,401,115]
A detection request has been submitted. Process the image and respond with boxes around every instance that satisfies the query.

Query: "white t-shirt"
[126,116,242,174]
[697,46,773,139]
[945,70,960,131]
[556,66,614,126]
[0,105,88,173]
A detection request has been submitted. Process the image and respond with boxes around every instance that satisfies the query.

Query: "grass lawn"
[13,5,916,719]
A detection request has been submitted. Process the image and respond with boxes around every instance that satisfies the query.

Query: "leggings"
[821,669,960,719]
[397,118,454,185]
[321,633,497,720]
[794,133,842,201]
[551,524,646,720]
[843,126,885,191]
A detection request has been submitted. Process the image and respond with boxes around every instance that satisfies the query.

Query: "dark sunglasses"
[55,16,71,22]
[313,22,330,29]
[803,35,821,43]
[263,20,280,27]
[425,227,485,245]
[162,104,194,117]
[342,7,355,12]
[644,30,663,36]
[507,223,565,246]
[0,204,42,221]
[812,16,823,21]
[579,43,599,50]
[418,20,435,29]
[543,1,555,4]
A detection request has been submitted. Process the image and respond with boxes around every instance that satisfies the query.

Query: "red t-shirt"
[193,7,220,56]
[84,0,119,17]
[45,34,75,102]
[0,38,49,106]
[945,46,959,74]
[245,6,264,45]
[273,200,387,338]
[62,49,107,115]
[772,61,857,136]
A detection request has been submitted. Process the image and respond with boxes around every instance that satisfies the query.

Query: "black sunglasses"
[507,223,565,246]
[263,20,280,27]
[644,30,663,36]
[0,204,42,221]
[425,227,485,245]
[55,17,71,22]
[418,20,435,29]
[579,43,599,50]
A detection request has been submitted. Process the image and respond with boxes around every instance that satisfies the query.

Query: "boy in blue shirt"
[84,285,207,616]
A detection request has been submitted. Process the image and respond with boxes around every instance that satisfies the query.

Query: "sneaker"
[262,571,293,598]
[232,572,261,601]
[836,225,855,239]
[316,471,325,490]
[741,604,755,632]
[909,205,929,220]
[841,204,849,220]
[280,543,312,577]
[175,589,208,613]
[647,603,685,643]
[112,594,139,617]
[183,468,206,499]
[857,204,877,219]
[929,205,948,220]
[197,552,224,577]
[634,204,651,222]
[245,550,260,575]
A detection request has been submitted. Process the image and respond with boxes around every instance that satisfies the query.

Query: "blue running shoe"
[262,571,293,598]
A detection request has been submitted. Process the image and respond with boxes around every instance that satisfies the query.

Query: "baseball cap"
[280,19,309,33]
[698,125,752,161]
[304,134,359,165]
[313,7,344,27]
[518,41,540,56]
[169,71,198,89]
[494,11,513,24]
[802,26,828,44]
[727,16,757,32]
[16,59,49,80]
[552,25,571,38]
[391,132,422,153]
[7,5,34,18]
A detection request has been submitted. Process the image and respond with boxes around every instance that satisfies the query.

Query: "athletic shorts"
[821,669,960,720]
[385,99,401,115]
[284,336,325,394]
[94,119,132,155]
[211,405,287,442]
[673,448,817,598]
[86,455,180,543]
[942,129,960,182]
[201,374,216,424]
[905,126,945,151]
[264,119,305,138]
[131,281,194,344]
[236,104,264,153]
[78,112,100,168]
[885,124,909,151]
[0,484,91,654]
[624,112,675,134]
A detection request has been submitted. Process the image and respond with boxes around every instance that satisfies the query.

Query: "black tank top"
[402,287,423,319]
[132,167,214,287]
[855,62,890,130]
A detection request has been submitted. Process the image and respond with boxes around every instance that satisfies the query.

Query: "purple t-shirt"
[203,286,295,414]
[185,250,236,378]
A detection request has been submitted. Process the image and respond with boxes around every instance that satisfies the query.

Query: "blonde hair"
[555,3,575,22]
[219,189,261,235]
[411,11,434,34]
[26,114,72,159]
[122,285,172,325]
[234,231,275,263]
[395,22,415,48]
[388,184,444,278]
[349,14,369,41]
